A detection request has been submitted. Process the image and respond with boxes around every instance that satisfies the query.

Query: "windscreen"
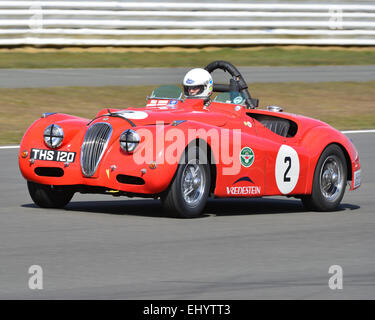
[150,85,183,100]
[213,91,246,105]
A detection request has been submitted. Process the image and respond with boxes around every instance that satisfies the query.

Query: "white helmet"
[183,68,213,99]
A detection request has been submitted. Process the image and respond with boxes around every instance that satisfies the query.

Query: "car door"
[213,111,266,198]
[247,112,308,196]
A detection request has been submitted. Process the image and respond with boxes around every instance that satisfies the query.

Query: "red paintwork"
[19,97,361,198]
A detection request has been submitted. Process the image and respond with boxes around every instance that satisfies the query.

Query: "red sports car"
[19,61,361,218]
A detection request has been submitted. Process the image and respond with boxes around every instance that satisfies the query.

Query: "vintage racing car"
[19,61,361,218]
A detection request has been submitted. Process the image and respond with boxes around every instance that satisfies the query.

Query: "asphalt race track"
[0,65,374,299]
[0,132,374,299]
[0,65,375,88]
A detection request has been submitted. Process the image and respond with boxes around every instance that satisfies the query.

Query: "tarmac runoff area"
[0,65,375,88]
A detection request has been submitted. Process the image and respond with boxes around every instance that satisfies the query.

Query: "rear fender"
[301,126,360,193]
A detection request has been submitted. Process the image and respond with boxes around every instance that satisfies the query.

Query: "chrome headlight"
[43,124,64,148]
[120,129,140,153]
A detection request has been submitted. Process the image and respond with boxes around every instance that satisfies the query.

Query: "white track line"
[0,145,20,149]
[341,129,375,134]
[1,129,374,150]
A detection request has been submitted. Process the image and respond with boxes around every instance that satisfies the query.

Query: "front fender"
[19,113,89,181]
[19,113,88,151]
[123,120,220,193]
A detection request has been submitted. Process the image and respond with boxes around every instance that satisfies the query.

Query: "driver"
[183,68,213,101]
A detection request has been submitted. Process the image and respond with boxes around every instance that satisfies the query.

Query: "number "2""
[275,145,300,194]
[284,156,291,182]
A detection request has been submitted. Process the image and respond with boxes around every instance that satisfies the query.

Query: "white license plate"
[353,169,361,189]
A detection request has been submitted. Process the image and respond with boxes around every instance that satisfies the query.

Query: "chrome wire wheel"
[161,145,211,218]
[181,159,206,207]
[301,144,347,212]
[319,155,345,202]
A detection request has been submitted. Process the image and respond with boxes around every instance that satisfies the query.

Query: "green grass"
[1,81,375,145]
[1,47,375,68]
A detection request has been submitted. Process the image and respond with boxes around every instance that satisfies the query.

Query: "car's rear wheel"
[27,181,74,208]
[161,145,211,218]
[302,144,347,211]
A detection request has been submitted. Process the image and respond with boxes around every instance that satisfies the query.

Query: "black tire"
[27,181,74,208]
[161,145,211,218]
[302,144,347,211]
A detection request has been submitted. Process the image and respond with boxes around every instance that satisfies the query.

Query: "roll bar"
[204,60,258,109]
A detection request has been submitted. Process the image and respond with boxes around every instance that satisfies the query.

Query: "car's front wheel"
[161,145,211,218]
[27,181,74,208]
[302,144,347,211]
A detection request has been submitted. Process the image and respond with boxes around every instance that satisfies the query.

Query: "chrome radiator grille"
[81,122,112,177]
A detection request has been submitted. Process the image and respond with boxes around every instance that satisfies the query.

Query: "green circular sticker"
[240,147,255,168]
[233,96,243,104]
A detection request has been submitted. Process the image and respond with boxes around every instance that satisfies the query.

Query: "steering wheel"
[205,60,258,109]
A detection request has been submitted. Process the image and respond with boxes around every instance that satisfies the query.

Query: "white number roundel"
[275,145,300,194]
[116,110,148,119]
